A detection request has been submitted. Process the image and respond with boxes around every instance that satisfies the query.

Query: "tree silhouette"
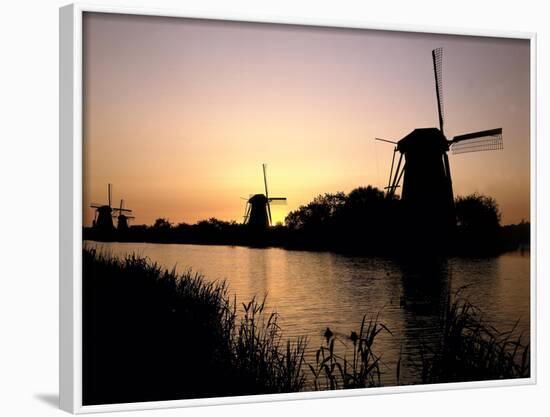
[455,194,501,232]
[285,192,346,231]
[455,193,501,254]
[284,187,399,252]
[83,186,524,256]
[153,218,172,230]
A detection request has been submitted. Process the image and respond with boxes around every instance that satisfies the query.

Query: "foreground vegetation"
[418,293,530,383]
[83,249,530,404]
[310,295,530,389]
[83,248,306,405]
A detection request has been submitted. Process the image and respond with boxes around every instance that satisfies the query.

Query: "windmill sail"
[450,128,503,154]
[263,163,272,225]
[112,199,132,214]
[268,198,287,205]
[432,47,445,134]
[243,201,251,223]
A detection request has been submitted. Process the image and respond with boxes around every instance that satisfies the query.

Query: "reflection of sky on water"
[86,241,530,386]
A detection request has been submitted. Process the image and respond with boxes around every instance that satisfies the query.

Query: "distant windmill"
[90,183,115,233]
[376,48,503,241]
[243,164,287,229]
[112,199,134,231]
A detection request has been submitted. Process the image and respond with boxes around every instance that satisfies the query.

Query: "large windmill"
[243,164,287,229]
[112,199,134,231]
[376,48,503,242]
[90,183,115,233]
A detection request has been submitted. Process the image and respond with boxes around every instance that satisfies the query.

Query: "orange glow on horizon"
[83,13,530,227]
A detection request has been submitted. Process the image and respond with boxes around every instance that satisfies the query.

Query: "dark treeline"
[84,186,530,256]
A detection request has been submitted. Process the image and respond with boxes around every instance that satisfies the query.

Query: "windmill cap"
[397,128,449,154]
[249,194,268,204]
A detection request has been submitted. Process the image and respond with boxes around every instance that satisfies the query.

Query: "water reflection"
[394,258,451,383]
[85,241,530,386]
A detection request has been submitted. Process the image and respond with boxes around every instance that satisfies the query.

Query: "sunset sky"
[83,12,530,227]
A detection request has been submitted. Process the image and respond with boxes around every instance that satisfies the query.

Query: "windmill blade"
[243,202,251,223]
[114,199,121,214]
[113,198,133,212]
[374,137,397,145]
[450,128,503,154]
[393,164,405,194]
[262,163,273,225]
[113,208,132,213]
[432,48,445,134]
[267,201,272,226]
[452,128,502,143]
[113,209,132,214]
[387,148,397,190]
[387,153,403,199]
[90,203,103,208]
[262,163,269,200]
[268,197,287,205]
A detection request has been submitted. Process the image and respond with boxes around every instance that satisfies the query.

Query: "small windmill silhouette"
[112,199,134,231]
[243,164,287,229]
[90,184,115,233]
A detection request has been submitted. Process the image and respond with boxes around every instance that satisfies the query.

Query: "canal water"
[85,241,530,386]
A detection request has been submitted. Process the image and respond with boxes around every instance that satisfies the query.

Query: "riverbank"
[83,249,530,404]
[85,190,530,257]
[83,219,530,257]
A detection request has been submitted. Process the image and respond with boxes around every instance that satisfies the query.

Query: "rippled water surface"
[85,241,530,385]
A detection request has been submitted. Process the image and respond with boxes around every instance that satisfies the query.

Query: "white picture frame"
[60,3,537,413]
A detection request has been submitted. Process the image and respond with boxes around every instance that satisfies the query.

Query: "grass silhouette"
[308,315,390,390]
[83,248,306,405]
[417,294,530,383]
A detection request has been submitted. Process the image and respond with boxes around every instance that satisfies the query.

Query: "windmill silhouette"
[90,183,115,233]
[376,48,503,245]
[112,199,134,231]
[243,164,287,229]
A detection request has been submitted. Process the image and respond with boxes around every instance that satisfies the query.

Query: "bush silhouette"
[454,193,502,255]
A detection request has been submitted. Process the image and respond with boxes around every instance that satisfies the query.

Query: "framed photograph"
[60,3,536,413]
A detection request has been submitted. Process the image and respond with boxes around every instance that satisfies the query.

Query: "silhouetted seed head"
[324,327,333,343]
[350,331,359,344]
